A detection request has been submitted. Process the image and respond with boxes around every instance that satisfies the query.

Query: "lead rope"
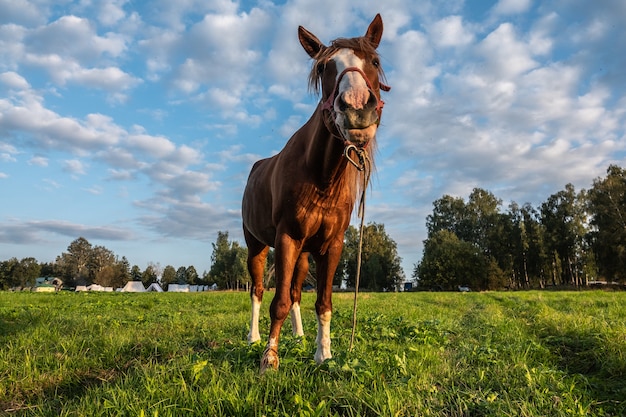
[345,145,371,352]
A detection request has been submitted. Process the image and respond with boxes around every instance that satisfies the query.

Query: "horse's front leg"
[261,233,301,372]
[290,252,309,338]
[312,240,343,364]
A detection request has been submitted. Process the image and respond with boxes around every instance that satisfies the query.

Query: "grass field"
[1,290,625,416]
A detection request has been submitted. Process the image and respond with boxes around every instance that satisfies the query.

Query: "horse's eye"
[372,58,380,68]
[316,62,325,74]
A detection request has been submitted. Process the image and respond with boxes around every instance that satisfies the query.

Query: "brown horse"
[242,14,388,372]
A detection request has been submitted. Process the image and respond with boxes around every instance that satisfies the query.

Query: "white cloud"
[0,92,120,152]
[84,185,104,195]
[26,15,127,61]
[28,156,48,166]
[0,0,46,26]
[126,133,176,159]
[492,0,532,16]
[477,23,538,79]
[0,25,26,72]
[170,7,271,95]
[70,66,142,92]
[0,71,30,89]
[429,15,474,48]
[63,159,87,175]
[95,0,128,26]
[0,153,16,162]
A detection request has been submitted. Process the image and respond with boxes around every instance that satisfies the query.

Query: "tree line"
[0,225,405,292]
[0,236,206,290]
[414,165,626,291]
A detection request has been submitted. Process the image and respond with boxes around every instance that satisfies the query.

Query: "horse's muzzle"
[345,124,378,147]
[337,88,380,128]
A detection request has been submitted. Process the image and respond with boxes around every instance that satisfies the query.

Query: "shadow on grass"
[0,306,43,340]
[486,293,626,415]
[538,324,626,414]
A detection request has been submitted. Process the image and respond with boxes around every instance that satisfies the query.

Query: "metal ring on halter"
[343,144,366,171]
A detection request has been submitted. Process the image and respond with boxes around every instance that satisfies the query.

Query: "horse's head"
[299,14,389,148]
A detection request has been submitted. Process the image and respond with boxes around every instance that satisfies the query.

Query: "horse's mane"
[307,37,386,94]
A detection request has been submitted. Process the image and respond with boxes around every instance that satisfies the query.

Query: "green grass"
[1,291,625,416]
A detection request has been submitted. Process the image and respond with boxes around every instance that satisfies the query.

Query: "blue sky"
[1,0,625,277]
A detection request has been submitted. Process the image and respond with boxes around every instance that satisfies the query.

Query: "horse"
[242,14,389,372]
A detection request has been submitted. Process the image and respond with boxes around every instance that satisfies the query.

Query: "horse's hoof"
[260,348,279,373]
[247,332,261,344]
[314,349,332,364]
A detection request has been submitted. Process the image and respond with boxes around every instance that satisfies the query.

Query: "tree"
[414,229,488,291]
[588,165,626,282]
[540,184,588,286]
[0,257,41,289]
[141,264,158,285]
[161,265,177,289]
[130,265,142,281]
[186,265,199,285]
[341,223,404,291]
[90,245,116,285]
[426,195,470,239]
[210,231,248,290]
[175,266,187,285]
[57,237,93,285]
[18,257,42,288]
[507,203,550,289]
[0,258,20,289]
[116,256,131,286]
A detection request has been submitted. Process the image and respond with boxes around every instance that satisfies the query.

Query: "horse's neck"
[304,107,356,190]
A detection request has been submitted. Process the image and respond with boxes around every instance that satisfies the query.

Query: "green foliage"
[209,231,248,290]
[588,165,626,281]
[141,263,158,286]
[53,237,139,288]
[161,265,177,288]
[0,257,41,289]
[1,291,624,416]
[417,178,608,290]
[418,189,509,290]
[416,230,489,290]
[341,222,404,291]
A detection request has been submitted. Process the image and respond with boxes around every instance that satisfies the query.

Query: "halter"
[320,66,391,150]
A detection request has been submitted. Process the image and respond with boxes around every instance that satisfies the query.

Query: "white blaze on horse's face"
[330,49,379,146]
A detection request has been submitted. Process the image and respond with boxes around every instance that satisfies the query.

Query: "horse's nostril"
[366,92,378,108]
[337,94,348,112]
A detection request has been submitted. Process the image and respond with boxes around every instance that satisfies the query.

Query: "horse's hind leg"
[290,252,309,337]
[244,228,269,344]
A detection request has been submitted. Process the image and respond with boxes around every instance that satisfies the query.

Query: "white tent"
[146,283,164,292]
[167,284,189,292]
[121,281,146,292]
[87,284,105,291]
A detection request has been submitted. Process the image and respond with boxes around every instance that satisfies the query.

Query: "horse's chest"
[291,194,352,237]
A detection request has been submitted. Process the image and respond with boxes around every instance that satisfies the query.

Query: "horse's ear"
[299,26,325,58]
[365,14,383,48]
